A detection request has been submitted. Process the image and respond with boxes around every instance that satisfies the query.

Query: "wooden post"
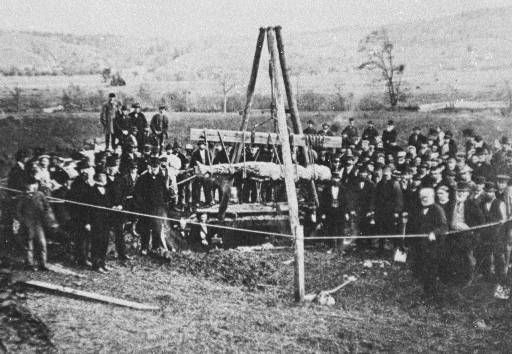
[267,27,304,302]
[275,26,319,208]
[233,27,266,164]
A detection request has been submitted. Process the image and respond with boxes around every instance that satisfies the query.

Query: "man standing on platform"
[129,103,147,152]
[100,93,118,151]
[150,105,169,154]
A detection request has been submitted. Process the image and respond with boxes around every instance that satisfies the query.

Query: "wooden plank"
[275,26,319,208]
[267,27,305,302]
[190,128,342,148]
[233,27,266,164]
[23,280,160,311]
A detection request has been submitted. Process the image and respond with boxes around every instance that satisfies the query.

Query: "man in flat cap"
[100,93,119,151]
[304,120,317,135]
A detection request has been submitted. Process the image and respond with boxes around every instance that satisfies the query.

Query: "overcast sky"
[1,0,511,41]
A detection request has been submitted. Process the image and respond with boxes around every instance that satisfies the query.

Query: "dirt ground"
[4,246,510,353]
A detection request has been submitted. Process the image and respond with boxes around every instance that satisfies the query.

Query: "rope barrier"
[1,184,510,241]
[0,185,295,239]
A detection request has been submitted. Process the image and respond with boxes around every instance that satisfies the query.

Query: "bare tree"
[358,29,405,108]
[219,73,236,114]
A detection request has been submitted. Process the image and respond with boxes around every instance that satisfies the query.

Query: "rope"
[0,185,294,239]
[2,184,510,242]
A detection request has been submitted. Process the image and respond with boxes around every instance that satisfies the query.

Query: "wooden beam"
[190,128,342,149]
[23,280,160,311]
[267,27,304,302]
[275,26,319,208]
[233,27,266,164]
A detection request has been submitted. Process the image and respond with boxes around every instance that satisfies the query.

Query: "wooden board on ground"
[196,202,289,218]
[23,280,159,311]
[190,128,342,149]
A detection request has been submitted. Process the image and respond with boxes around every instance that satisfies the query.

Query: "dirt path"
[18,251,512,352]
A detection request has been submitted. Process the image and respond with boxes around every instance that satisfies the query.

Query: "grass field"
[1,108,511,157]
[7,247,511,352]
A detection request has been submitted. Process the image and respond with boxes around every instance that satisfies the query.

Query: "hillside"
[1,6,512,99]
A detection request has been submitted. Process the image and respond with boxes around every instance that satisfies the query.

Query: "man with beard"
[134,157,169,255]
[409,187,448,300]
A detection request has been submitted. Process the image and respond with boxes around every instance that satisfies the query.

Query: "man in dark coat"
[361,121,379,145]
[382,120,398,151]
[189,139,213,206]
[113,105,132,150]
[89,171,112,273]
[479,182,509,299]
[134,157,170,254]
[349,168,375,247]
[445,182,485,286]
[374,165,403,251]
[408,127,427,150]
[150,105,169,154]
[342,118,359,145]
[105,156,130,262]
[128,103,147,152]
[100,93,119,151]
[409,187,449,300]
[319,172,353,248]
[303,120,317,135]
[67,160,94,267]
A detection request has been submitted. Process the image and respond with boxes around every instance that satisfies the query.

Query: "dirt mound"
[168,250,286,290]
[0,269,55,353]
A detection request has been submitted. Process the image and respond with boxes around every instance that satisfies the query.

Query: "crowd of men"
[2,93,512,301]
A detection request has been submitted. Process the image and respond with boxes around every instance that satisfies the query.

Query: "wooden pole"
[274,26,319,208]
[267,27,304,302]
[233,27,266,164]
